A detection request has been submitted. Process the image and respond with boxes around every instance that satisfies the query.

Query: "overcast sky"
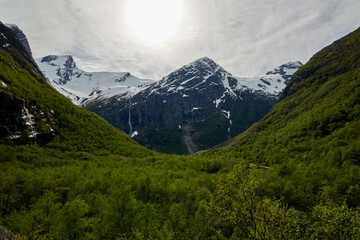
[1,0,359,79]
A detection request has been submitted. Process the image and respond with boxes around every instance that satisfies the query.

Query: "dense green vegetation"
[0,146,218,239]
[194,114,230,149]
[144,128,186,154]
[1,24,360,239]
[1,148,359,239]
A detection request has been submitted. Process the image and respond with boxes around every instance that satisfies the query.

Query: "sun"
[124,0,184,46]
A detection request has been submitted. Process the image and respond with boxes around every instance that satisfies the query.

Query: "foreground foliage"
[206,163,360,239]
[0,150,359,239]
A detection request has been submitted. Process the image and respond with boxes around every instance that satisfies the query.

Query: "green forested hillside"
[209,26,360,210]
[1,23,360,239]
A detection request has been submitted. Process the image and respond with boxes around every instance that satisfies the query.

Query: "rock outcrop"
[0,89,55,145]
[0,226,22,240]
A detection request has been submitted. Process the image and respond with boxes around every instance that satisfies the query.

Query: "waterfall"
[128,97,133,136]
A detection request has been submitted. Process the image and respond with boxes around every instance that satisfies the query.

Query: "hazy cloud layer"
[1,0,359,79]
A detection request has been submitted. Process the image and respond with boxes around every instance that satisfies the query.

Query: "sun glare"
[125,0,184,46]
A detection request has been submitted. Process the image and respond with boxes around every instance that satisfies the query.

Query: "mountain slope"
[0,22,152,157]
[87,57,282,154]
[35,55,155,106]
[210,26,360,210]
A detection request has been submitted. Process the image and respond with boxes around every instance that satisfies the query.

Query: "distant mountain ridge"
[36,53,302,107]
[35,55,155,106]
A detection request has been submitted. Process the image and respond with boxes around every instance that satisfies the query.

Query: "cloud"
[0,0,359,79]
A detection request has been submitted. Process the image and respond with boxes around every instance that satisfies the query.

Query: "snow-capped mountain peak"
[38,55,78,85]
[35,55,155,106]
[237,61,303,96]
[265,61,303,80]
[154,57,238,97]
[41,55,76,68]
[88,57,280,154]
[185,56,224,73]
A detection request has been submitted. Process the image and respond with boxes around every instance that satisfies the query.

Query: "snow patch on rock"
[21,106,37,137]
[191,107,201,112]
[0,80,7,87]
[0,32,7,39]
[131,131,138,138]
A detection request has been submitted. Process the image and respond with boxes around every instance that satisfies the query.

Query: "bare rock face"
[0,89,36,143]
[4,24,32,56]
[0,89,55,145]
[0,89,26,138]
[0,226,22,240]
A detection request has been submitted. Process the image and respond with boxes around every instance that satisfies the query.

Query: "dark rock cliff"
[0,90,55,145]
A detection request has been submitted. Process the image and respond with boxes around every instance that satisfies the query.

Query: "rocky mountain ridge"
[4,23,32,55]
